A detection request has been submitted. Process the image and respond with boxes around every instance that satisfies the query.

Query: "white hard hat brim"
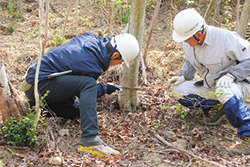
[123,59,129,67]
[172,30,193,43]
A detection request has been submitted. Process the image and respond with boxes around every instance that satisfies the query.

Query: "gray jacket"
[179,25,250,87]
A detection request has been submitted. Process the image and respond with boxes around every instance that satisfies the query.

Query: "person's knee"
[86,77,97,89]
[171,87,181,101]
[215,87,241,104]
[78,77,96,89]
[79,77,97,96]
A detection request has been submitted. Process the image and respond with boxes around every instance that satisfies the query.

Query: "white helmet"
[111,33,139,67]
[172,8,205,42]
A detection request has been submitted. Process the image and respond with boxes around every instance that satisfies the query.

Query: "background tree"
[237,0,250,38]
[33,0,44,129]
[119,0,146,112]
[143,0,161,68]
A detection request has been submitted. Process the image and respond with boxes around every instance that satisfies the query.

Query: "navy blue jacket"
[25,32,111,84]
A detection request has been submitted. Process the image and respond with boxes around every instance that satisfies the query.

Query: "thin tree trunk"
[76,0,79,36]
[42,0,49,55]
[236,0,240,31]
[237,0,250,38]
[170,0,176,33]
[119,0,146,112]
[217,0,222,27]
[213,0,217,26]
[143,0,161,68]
[197,0,202,12]
[62,0,73,44]
[204,0,213,19]
[108,0,114,36]
[33,0,44,129]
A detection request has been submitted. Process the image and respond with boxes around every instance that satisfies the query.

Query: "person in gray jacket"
[167,8,250,157]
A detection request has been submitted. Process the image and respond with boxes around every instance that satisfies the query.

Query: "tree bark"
[42,0,49,55]
[33,0,44,129]
[143,0,161,68]
[119,0,146,112]
[0,60,27,124]
[236,0,240,31]
[237,0,250,38]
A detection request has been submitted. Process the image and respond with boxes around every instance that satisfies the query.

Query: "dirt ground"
[1,0,250,166]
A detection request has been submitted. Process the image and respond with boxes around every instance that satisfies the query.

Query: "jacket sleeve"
[178,59,196,80]
[97,83,107,97]
[229,59,250,82]
[102,36,112,43]
[225,31,250,82]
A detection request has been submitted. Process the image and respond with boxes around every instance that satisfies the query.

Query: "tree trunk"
[143,0,161,68]
[33,0,45,129]
[237,0,250,38]
[119,0,146,112]
[42,0,49,55]
[0,60,27,124]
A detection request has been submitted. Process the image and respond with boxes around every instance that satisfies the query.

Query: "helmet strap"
[110,44,122,60]
[105,41,118,59]
[192,24,205,45]
[111,45,118,58]
[192,34,200,44]
[107,36,122,60]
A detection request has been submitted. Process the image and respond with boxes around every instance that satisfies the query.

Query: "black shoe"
[202,108,225,126]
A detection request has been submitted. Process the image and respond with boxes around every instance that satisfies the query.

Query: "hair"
[105,41,120,56]
[105,41,113,55]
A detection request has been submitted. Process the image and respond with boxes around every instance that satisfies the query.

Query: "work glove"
[216,73,235,88]
[167,75,185,86]
[107,83,121,94]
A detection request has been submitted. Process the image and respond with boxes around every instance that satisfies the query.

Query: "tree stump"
[0,60,27,124]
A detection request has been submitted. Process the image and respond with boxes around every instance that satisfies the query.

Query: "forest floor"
[0,0,250,166]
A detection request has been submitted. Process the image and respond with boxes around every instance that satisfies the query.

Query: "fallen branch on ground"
[122,85,170,91]
[4,146,30,158]
[155,134,224,167]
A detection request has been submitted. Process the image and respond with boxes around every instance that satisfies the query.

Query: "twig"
[122,85,170,91]
[5,146,29,158]
[170,0,177,17]
[108,0,114,36]
[34,0,44,129]
[42,0,49,55]
[49,127,55,141]
[204,0,213,19]
[186,159,202,167]
[49,3,64,17]
[155,134,224,167]
[76,0,79,36]
[143,0,161,67]
[150,149,180,154]
[62,0,73,43]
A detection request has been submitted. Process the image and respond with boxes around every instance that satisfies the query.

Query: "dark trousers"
[25,75,99,138]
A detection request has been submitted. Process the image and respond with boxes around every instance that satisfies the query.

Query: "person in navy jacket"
[22,32,139,156]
